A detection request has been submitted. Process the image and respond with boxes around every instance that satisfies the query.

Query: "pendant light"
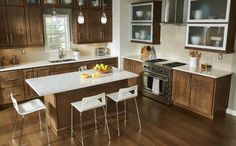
[78,0,85,24]
[101,0,107,24]
[52,3,57,21]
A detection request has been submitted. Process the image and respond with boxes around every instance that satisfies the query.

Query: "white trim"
[131,2,154,23]
[226,108,236,116]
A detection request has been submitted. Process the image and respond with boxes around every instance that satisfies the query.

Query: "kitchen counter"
[122,55,147,63]
[26,67,138,96]
[0,55,117,72]
[173,65,232,79]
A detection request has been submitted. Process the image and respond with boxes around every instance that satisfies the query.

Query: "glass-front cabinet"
[131,24,153,43]
[186,24,228,51]
[26,0,41,6]
[43,0,58,5]
[131,2,153,22]
[188,0,231,23]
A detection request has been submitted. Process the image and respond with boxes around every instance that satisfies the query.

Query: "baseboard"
[226,108,236,116]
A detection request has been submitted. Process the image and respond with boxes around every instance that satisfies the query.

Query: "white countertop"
[122,55,146,63]
[173,65,232,79]
[26,68,138,96]
[0,55,118,72]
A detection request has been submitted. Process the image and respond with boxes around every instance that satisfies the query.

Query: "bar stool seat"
[71,93,111,146]
[10,93,50,146]
[106,85,141,136]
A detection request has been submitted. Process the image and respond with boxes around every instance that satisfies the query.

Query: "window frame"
[43,14,71,52]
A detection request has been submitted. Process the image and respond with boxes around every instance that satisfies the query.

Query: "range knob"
[143,65,150,69]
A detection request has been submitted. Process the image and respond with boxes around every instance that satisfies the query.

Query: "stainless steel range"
[142,59,186,105]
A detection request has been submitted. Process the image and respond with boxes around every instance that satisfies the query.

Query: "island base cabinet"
[172,70,231,119]
[44,80,128,136]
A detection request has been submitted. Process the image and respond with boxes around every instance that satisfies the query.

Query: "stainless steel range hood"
[161,0,187,25]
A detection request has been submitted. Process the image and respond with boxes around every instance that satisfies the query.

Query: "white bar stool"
[106,85,141,136]
[10,93,50,146]
[71,93,111,146]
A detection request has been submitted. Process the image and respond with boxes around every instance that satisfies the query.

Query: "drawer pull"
[5,78,19,82]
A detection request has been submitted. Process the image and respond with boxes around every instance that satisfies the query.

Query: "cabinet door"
[172,70,191,107]
[190,74,214,115]
[6,0,24,6]
[123,58,132,72]
[26,6,44,46]
[77,10,90,43]
[7,6,27,46]
[90,10,103,42]
[101,10,112,42]
[0,86,25,104]
[0,6,9,46]
[0,0,4,5]
[23,69,36,99]
[35,67,49,77]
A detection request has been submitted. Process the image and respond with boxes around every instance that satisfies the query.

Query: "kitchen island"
[26,68,138,135]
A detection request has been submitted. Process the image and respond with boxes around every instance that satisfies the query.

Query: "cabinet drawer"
[0,70,23,88]
[49,64,76,75]
[0,86,25,104]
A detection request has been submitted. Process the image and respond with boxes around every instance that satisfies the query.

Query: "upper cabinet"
[5,0,24,6]
[131,1,162,44]
[188,0,230,23]
[26,0,41,6]
[185,0,236,53]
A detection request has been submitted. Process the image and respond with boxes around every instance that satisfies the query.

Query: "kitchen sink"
[49,59,76,63]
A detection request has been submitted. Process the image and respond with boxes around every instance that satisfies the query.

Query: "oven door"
[142,71,169,97]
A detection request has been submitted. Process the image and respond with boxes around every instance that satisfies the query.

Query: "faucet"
[58,47,66,59]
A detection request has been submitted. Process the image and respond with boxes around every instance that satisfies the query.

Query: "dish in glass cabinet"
[191,36,201,45]
[136,11,143,17]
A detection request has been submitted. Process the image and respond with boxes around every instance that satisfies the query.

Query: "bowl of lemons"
[93,64,112,74]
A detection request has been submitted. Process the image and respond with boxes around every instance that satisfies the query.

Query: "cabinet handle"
[100,32,103,39]
[103,31,105,39]
[6,34,9,44]
[10,34,13,44]
[78,32,81,41]
[5,78,19,82]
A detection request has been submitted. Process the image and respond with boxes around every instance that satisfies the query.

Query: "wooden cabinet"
[0,6,8,47]
[172,71,191,108]
[23,67,49,99]
[185,0,236,53]
[0,70,25,105]
[172,70,232,119]
[25,6,44,46]
[49,63,77,75]
[131,1,162,44]
[73,0,112,44]
[123,58,142,90]
[5,0,24,6]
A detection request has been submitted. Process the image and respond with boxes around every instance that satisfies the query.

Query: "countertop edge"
[173,66,233,79]
[0,56,118,72]
[122,56,145,63]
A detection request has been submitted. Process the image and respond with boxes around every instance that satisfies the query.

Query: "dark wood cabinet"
[25,6,44,46]
[123,58,142,90]
[23,67,49,99]
[90,9,103,41]
[101,10,112,42]
[6,6,27,46]
[6,0,24,6]
[172,70,232,119]
[76,10,90,43]
[0,6,9,47]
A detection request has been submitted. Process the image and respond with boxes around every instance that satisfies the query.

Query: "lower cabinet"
[123,58,142,90]
[23,67,49,99]
[172,70,231,119]
[0,70,25,105]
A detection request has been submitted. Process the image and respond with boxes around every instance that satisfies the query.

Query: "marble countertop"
[122,55,147,63]
[26,68,138,96]
[173,65,232,79]
[0,55,118,72]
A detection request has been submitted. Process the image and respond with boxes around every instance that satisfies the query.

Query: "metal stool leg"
[124,100,127,121]
[12,113,18,139]
[103,107,111,141]
[71,106,73,138]
[116,103,120,136]
[134,98,141,130]
[80,113,84,146]
[19,116,25,146]
[94,109,97,131]
[38,111,43,131]
[45,110,50,145]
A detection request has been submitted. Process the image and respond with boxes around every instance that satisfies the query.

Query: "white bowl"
[191,36,201,45]
[136,11,143,17]
[63,0,72,4]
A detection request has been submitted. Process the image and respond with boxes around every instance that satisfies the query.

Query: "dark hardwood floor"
[1,96,236,146]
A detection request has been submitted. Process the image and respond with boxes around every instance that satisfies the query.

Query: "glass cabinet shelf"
[186,24,228,51]
[187,0,231,23]
[131,24,153,43]
[131,2,154,22]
